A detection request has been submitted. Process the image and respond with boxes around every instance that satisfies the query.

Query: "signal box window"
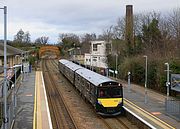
[93,44,98,51]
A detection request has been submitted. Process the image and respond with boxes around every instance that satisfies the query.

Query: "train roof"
[59,59,83,71]
[59,59,119,86]
[59,59,71,65]
[76,68,118,86]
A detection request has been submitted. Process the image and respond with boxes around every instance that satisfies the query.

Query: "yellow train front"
[96,82,123,116]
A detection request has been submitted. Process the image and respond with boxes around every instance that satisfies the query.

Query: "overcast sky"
[0,0,179,43]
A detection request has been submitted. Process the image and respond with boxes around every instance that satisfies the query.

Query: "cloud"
[0,0,178,43]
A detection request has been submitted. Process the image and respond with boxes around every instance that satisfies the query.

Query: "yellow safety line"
[37,71,42,129]
[124,98,175,129]
[33,71,37,129]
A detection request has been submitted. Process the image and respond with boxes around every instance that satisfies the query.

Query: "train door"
[87,82,91,100]
[89,84,96,104]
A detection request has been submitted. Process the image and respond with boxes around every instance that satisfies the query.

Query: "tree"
[81,33,96,42]
[81,33,97,53]
[168,8,180,40]
[58,33,80,50]
[23,31,31,43]
[142,18,162,54]
[99,26,114,42]
[14,29,25,43]
[35,36,49,45]
[113,17,126,40]
[168,8,180,57]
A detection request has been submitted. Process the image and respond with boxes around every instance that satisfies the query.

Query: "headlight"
[118,100,122,104]
[98,100,102,105]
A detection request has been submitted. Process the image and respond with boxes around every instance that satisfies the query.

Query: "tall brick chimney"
[125,5,134,47]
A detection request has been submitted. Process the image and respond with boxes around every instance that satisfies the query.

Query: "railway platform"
[13,71,52,129]
[122,80,180,129]
[13,71,35,129]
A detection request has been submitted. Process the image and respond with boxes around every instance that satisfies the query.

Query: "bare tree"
[99,25,114,42]
[168,8,180,40]
[80,33,97,54]
[14,29,25,43]
[113,17,126,39]
[168,8,180,57]
[23,31,31,43]
[35,36,49,45]
[58,33,80,50]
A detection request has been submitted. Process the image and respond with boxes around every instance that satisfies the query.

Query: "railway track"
[41,59,78,129]
[49,59,138,129]
[97,116,132,129]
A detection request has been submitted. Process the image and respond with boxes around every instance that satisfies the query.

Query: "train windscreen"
[98,87,122,98]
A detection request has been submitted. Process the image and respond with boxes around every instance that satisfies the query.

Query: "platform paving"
[122,80,180,129]
[13,72,35,129]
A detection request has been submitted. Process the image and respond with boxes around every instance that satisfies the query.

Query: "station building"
[0,42,24,73]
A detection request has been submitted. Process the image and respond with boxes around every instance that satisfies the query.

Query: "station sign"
[109,69,114,73]
[171,74,180,92]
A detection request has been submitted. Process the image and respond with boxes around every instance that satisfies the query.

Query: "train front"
[96,82,123,116]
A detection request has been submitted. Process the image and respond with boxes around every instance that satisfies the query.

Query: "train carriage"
[59,59,124,116]
[59,59,83,84]
[75,68,123,116]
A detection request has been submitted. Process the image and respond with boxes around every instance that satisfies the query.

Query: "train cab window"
[98,89,108,98]
[111,88,122,97]
[98,87,122,98]
[99,91,104,97]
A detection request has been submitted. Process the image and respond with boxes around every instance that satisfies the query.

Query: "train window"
[91,85,94,94]
[87,82,90,91]
[82,79,85,86]
[98,87,122,98]
[111,88,122,97]
[93,58,97,62]
[98,89,108,98]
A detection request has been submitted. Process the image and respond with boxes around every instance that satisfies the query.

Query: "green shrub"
[118,56,145,85]
[170,59,180,73]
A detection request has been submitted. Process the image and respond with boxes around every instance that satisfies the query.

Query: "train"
[58,59,124,116]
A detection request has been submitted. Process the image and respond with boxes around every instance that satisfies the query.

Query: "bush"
[148,61,157,89]
[118,56,145,85]
[170,59,180,73]
[114,53,180,95]
[28,55,37,66]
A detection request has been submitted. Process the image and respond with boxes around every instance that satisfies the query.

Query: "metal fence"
[165,98,180,121]
[0,80,16,129]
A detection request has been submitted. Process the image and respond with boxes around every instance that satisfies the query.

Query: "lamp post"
[165,62,170,99]
[0,6,8,129]
[143,55,148,104]
[115,54,118,79]
[128,71,131,92]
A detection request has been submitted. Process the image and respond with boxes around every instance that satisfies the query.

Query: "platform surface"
[122,80,180,129]
[13,72,35,129]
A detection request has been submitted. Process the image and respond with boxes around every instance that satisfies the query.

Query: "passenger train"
[58,59,124,116]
